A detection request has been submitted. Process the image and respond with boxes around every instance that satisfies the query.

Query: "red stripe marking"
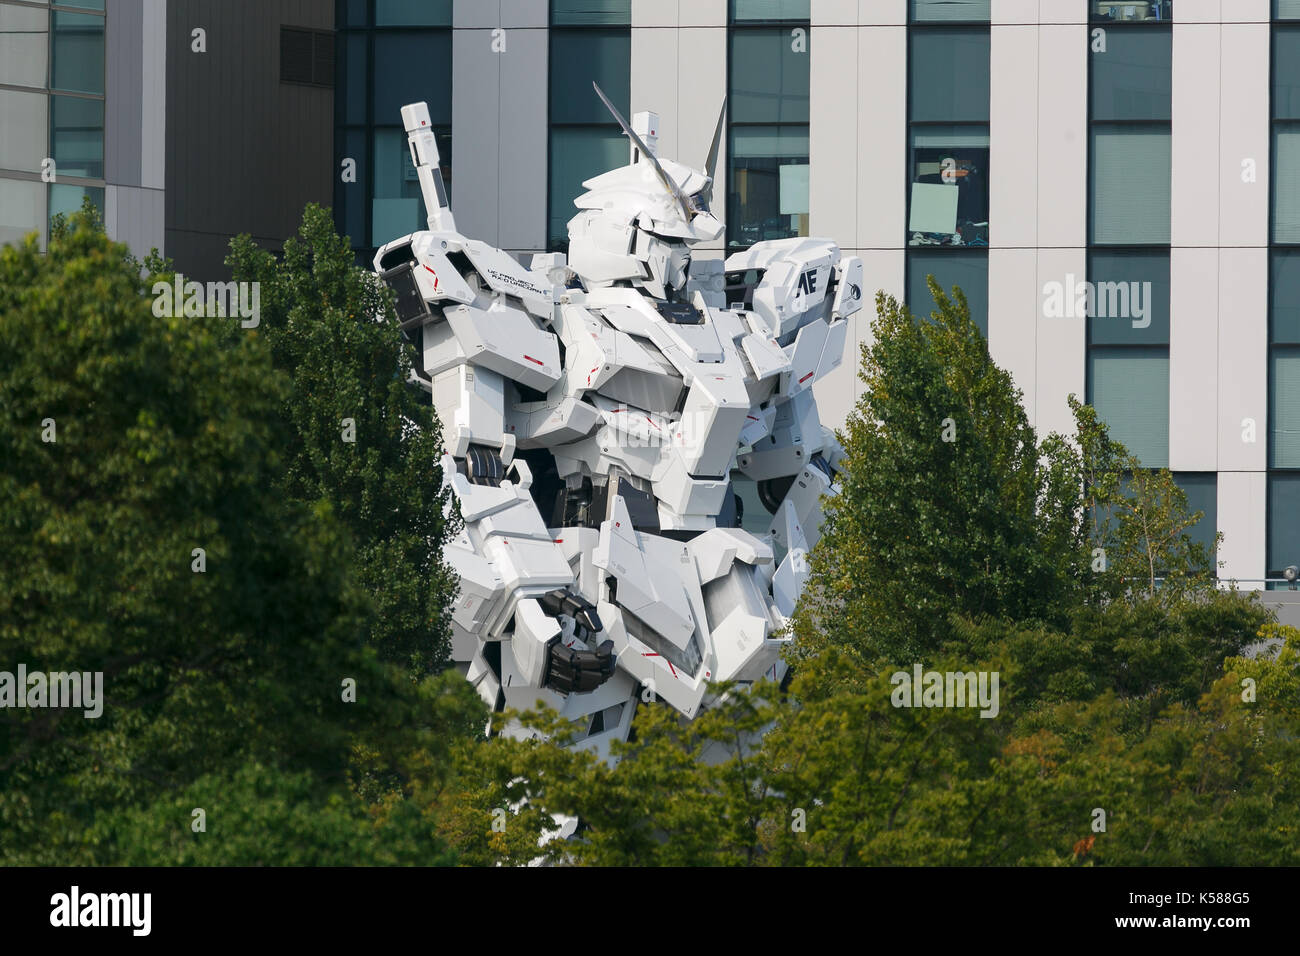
[641,652,678,679]
[523,354,544,366]
[798,371,815,384]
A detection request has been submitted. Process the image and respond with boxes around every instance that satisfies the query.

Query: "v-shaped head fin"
[701,96,727,207]
[593,81,695,223]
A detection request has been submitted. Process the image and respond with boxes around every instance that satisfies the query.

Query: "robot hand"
[509,587,616,695]
[538,587,616,694]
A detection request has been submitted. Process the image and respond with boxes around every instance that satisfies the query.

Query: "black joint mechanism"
[540,587,604,636]
[544,638,616,694]
[463,444,505,486]
[539,587,614,694]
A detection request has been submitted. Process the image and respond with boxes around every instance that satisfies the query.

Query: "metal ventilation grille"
[280,26,333,88]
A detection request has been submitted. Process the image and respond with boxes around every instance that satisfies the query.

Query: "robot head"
[566,85,726,300]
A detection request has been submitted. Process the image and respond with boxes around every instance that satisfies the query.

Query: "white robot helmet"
[566,84,726,300]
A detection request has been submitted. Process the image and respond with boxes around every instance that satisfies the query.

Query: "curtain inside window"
[1090,126,1171,245]
[1087,347,1170,467]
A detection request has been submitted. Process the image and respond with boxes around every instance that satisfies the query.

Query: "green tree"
[796,280,1083,665]
[1068,396,1218,602]
[0,205,482,865]
[227,205,458,678]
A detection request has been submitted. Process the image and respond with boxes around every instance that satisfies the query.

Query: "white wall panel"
[990,23,1038,248]
[1218,247,1268,472]
[1171,25,1221,246]
[1220,23,1270,248]
[1170,248,1220,471]
[1037,24,1086,249]
[1218,470,1267,585]
[856,25,906,249]
[810,25,858,246]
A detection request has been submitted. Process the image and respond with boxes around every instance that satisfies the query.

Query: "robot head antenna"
[566,85,726,298]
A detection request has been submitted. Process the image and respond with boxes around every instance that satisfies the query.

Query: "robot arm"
[402,102,454,233]
[724,243,863,615]
[443,451,616,710]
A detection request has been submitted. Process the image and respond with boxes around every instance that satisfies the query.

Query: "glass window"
[48,182,103,232]
[908,126,988,245]
[730,29,810,124]
[1089,125,1171,245]
[372,127,449,247]
[1278,0,1300,18]
[372,32,452,126]
[1274,29,1300,119]
[728,126,809,249]
[1086,250,1170,344]
[731,0,810,21]
[907,250,989,337]
[0,177,45,248]
[0,3,48,89]
[1273,127,1300,243]
[548,26,630,251]
[1091,1,1173,20]
[550,127,626,245]
[375,0,452,26]
[340,33,367,126]
[52,0,104,10]
[0,89,49,174]
[49,94,103,180]
[550,29,630,123]
[728,17,809,250]
[1172,472,1217,558]
[1267,473,1300,584]
[909,30,990,124]
[553,0,631,26]
[337,128,366,249]
[1271,348,1300,468]
[1272,249,1300,344]
[1087,346,1170,467]
[50,11,103,95]
[1090,27,1171,122]
[339,0,368,28]
[910,0,990,21]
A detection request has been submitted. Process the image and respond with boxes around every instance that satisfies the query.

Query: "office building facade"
[334,0,1295,591]
[0,0,164,256]
[3,1,1295,596]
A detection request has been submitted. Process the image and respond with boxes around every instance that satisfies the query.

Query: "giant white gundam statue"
[374,85,863,759]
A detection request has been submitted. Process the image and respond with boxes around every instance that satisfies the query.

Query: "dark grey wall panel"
[452,0,548,254]
[165,0,333,279]
[106,0,143,187]
[451,23,502,243]
[108,182,164,259]
[497,23,546,252]
[141,0,165,190]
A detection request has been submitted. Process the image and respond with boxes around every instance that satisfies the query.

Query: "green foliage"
[0,205,481,865]
[227,205,458,678]
[88,761,458,866]
[796,280,1083,664]
[1067,396,1218,602]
